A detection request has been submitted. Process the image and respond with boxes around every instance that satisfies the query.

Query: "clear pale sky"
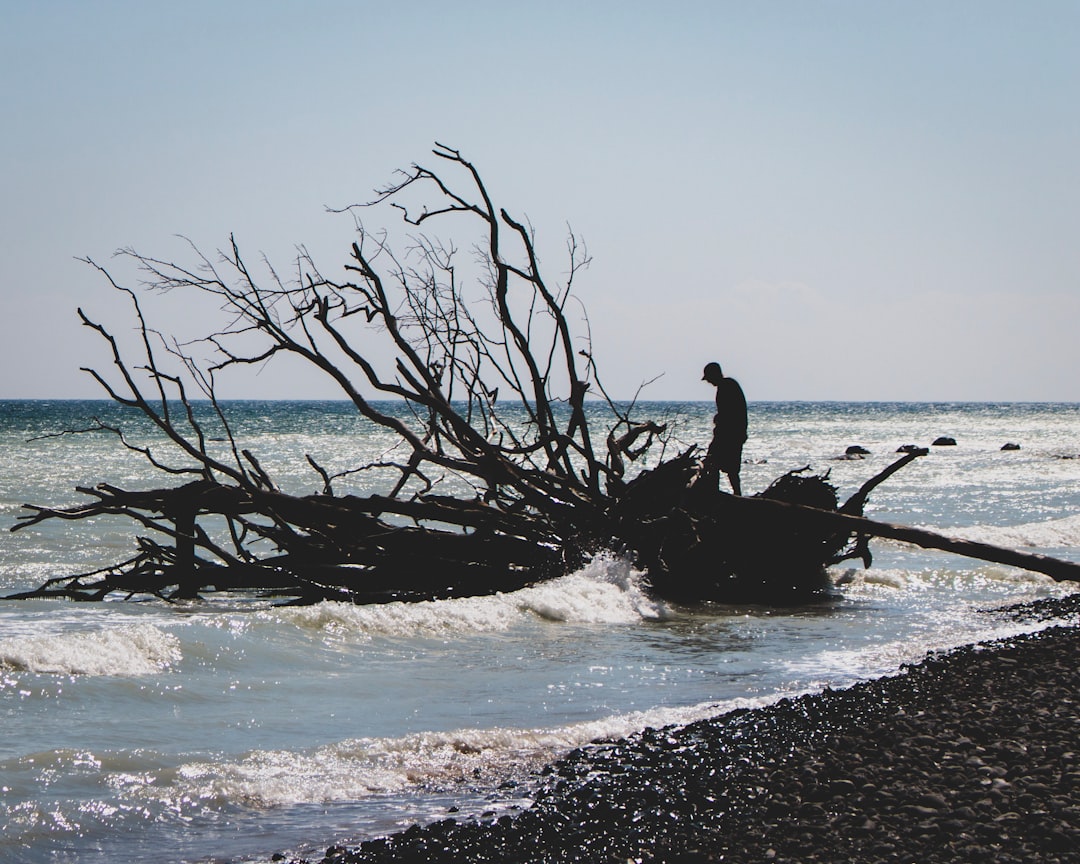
[2,1,1077,402]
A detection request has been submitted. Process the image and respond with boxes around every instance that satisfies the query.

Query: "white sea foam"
[833,567,910,589]
[780,615,1062,687]
[264,552,670,639]
[836,561,1075,600]
[158,694,782,810]
[0,624,180,676]
[945,514,1080,551]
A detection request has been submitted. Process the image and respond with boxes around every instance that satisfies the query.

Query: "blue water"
[1,400,1078,863]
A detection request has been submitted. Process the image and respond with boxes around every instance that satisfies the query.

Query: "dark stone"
[1001,442,1021,451]
[897,444,921,453]
[932,436,957,446]
[846,445,871,456]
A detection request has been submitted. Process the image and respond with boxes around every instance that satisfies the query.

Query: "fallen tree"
[9,145,1080,604]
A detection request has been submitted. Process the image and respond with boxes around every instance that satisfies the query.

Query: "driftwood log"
[10,447,1080,605]
[8,145,1080,605]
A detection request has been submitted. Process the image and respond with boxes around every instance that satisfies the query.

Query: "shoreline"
[283,592,1080,863]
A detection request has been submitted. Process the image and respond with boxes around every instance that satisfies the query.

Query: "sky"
[1,1,1077,402]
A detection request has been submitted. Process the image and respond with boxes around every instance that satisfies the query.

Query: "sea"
[1,399,1078,864]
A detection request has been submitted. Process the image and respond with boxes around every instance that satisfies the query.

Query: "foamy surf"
[0,624,180,676]
[946,514,1080,552]
[836,563,1073,592]
[779,614,1062,686]
[155,694,785,810]
[262,552,670,640]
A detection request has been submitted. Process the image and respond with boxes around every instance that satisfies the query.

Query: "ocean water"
[1,400,1078,863]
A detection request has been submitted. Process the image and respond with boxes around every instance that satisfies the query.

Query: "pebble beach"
[291,593,1080,864]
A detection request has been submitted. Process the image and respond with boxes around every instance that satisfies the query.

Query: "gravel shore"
[290,593,1080,864]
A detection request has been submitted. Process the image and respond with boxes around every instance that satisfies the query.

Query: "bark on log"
[10,449,1079,604]
[737,495,1080,584]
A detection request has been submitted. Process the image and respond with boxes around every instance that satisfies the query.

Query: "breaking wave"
[945,514,1080,551]
[156,695,779,810]
[779,616,1061,686]
[0,624,180,676]
[263,552,670,639]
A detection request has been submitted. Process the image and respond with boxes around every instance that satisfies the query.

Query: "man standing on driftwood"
[702,361,748,495]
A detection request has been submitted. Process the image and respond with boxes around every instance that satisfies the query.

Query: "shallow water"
[0,401,1077,863]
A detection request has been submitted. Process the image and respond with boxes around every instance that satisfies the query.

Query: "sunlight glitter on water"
[1,401,1078,863]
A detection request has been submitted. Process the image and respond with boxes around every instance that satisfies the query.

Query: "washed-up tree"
[10,145,1080,604]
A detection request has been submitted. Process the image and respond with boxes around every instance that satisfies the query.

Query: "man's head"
[702,362,724,385]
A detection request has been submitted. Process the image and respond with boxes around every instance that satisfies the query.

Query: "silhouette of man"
[702,361,747,495]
